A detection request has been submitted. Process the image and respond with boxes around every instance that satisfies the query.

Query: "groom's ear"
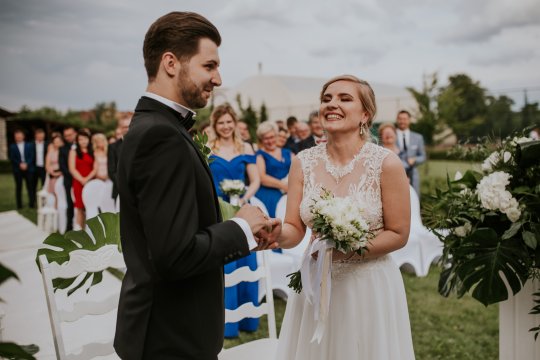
[161,51,179,77]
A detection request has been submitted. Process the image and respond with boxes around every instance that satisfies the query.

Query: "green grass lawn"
[0,165,498,359]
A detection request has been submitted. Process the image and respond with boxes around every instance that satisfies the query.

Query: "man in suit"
[395,110,426,195]
[107,115,131,201]
[283,116,300,153]
[297,110,326,152]
[8,129,36,209]
[113,12,281,360]
[58,126,77,231]
[32,128,48,195]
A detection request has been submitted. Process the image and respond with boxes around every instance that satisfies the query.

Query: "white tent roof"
[214,74,417,123]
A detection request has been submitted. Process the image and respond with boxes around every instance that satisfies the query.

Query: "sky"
[1,0,539,112]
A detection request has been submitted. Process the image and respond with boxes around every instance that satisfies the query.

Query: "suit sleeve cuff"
[230,217,258,250]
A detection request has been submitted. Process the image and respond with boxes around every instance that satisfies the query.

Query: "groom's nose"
[211,70,222,87]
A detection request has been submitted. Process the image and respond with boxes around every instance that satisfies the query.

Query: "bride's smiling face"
[319,80,368,135]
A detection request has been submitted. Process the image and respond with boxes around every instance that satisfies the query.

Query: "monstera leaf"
[0,263,18,302]
[0,343,38,360]
[35,212,121,295]
[440,228,531,306]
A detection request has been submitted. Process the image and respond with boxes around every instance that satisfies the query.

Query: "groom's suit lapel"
[135,97,222,222]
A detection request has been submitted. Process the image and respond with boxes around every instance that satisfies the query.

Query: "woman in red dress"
[68,130,96,229]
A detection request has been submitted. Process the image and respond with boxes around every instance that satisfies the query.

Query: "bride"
[275,75,415,359]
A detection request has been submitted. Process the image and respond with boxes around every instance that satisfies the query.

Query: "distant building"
[0,107,16,161]
[213,74,418,123]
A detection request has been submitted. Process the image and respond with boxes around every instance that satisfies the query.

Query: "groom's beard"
[178,71,213,109]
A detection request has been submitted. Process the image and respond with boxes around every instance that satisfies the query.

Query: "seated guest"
[276,127,289,148]
[8,129,35,209]
[283,116,300,154]
[237,120,258,151]
[255,121,294,218]
[207,104,261,338]
[378,122,410,178]
[295,121,311,143]
[92,133,109,181]
[69,130,95,229]
[45,134,64,206]
[297,110,326,152]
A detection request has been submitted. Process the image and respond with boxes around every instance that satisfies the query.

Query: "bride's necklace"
[323,143,367,183]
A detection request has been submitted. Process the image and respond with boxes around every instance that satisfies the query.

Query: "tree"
[407,73,440,145]
[92,102,117,130]
[236,94,259,140]
[260,103,268,123]
[485,95,516,138]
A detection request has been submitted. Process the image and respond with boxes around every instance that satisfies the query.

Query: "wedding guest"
[297,110,326,152]
[8,129,35,209]
[108,135,117,144]
[275,119,285,130]
[32,128,48,194]
[255,121,293,218]
[276,127,289,148]
[237,119,257,151]
[296,121,311,142]
[59,126,77,231]
[207,103,261,338]
[284,116,300,153]
[530,126,540,140]
[92,133,109,180]
[45,135,64,204]
[108,116,131,201]
[396,110,426,195]
[276,75,414,359]
[69,130,95,229]
[378,122,410,176]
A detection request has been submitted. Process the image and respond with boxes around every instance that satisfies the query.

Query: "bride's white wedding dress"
[276,142,415,360]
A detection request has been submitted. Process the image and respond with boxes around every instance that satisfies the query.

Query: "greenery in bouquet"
[288,189,374,293]
[425,132,540,321]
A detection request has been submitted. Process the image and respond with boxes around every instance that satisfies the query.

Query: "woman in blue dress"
[207,104,261,338]
[255,122,294,218]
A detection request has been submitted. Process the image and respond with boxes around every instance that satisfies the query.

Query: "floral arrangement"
[219,179,246,197]
[425,133,540,334]
[288,189,374,293]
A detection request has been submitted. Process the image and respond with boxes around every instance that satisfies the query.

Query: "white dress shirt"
[16,142,25,162]
[396,129,411,151]
[35,141,45,167]
[143,91,258,250]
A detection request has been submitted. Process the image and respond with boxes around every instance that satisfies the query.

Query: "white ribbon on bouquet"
[300,237,334,343]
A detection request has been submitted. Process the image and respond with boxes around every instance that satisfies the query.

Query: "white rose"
[503,151,512,163]
[454,222,472,237]
[505,207,521,223]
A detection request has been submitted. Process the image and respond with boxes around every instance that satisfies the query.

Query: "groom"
[114,12,281,359]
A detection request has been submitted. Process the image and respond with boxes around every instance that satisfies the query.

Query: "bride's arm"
[344,153,411,260]
[277,157,306,249]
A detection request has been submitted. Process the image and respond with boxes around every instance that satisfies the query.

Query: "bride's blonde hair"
[320,75,377,138]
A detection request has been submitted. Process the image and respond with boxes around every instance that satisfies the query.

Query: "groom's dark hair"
[143,12,221,80]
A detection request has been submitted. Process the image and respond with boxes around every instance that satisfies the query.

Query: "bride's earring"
[359,122,365,136]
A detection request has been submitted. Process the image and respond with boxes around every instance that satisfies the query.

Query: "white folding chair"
[249,196,269,216]
[99,180,116,213]
[82,180,106,220]
[54,176,68,234]
[38,245,125,360]
[219,251,278,360]
[275,194,287,221]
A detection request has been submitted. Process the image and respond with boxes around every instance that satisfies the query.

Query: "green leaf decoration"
[449,228,530,306]
[0,263,19,302]
[219,198,240,221]
[0,342,38,360]
[35,212,121,294]
[523,231,537,250]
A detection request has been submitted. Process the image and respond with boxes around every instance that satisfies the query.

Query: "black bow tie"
[179,111,196,131]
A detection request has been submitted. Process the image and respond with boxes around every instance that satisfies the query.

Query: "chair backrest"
[38,245,125,360]
[275,195,287,221]
[99,180,116,213]
[82,180,106,220]
[249,196,269,216]
[224,250,277,339]
[409,185,423,224]
[54,176,67,234]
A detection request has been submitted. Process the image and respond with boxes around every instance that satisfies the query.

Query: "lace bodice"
[298,142,390,232]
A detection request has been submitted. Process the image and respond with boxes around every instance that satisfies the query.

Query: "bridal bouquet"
[287,189,374,293]
[425,132,540,335]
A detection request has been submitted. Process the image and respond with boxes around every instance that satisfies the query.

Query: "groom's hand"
[254,219,282,251]
[235,205,273,236]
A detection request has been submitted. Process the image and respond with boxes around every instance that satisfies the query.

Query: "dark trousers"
[34,166,46,192]
[13,170,35,208]
[63,176,74,231]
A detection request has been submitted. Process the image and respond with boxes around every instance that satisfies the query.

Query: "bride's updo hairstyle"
[320,75,377,139]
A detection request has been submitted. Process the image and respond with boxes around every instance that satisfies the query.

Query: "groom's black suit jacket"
[114,97,251,360]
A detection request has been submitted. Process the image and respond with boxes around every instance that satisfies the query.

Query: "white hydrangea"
[454,222,472,237]
[512,136,532,145]
[476,171,521,222]
[481,151,500,172]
